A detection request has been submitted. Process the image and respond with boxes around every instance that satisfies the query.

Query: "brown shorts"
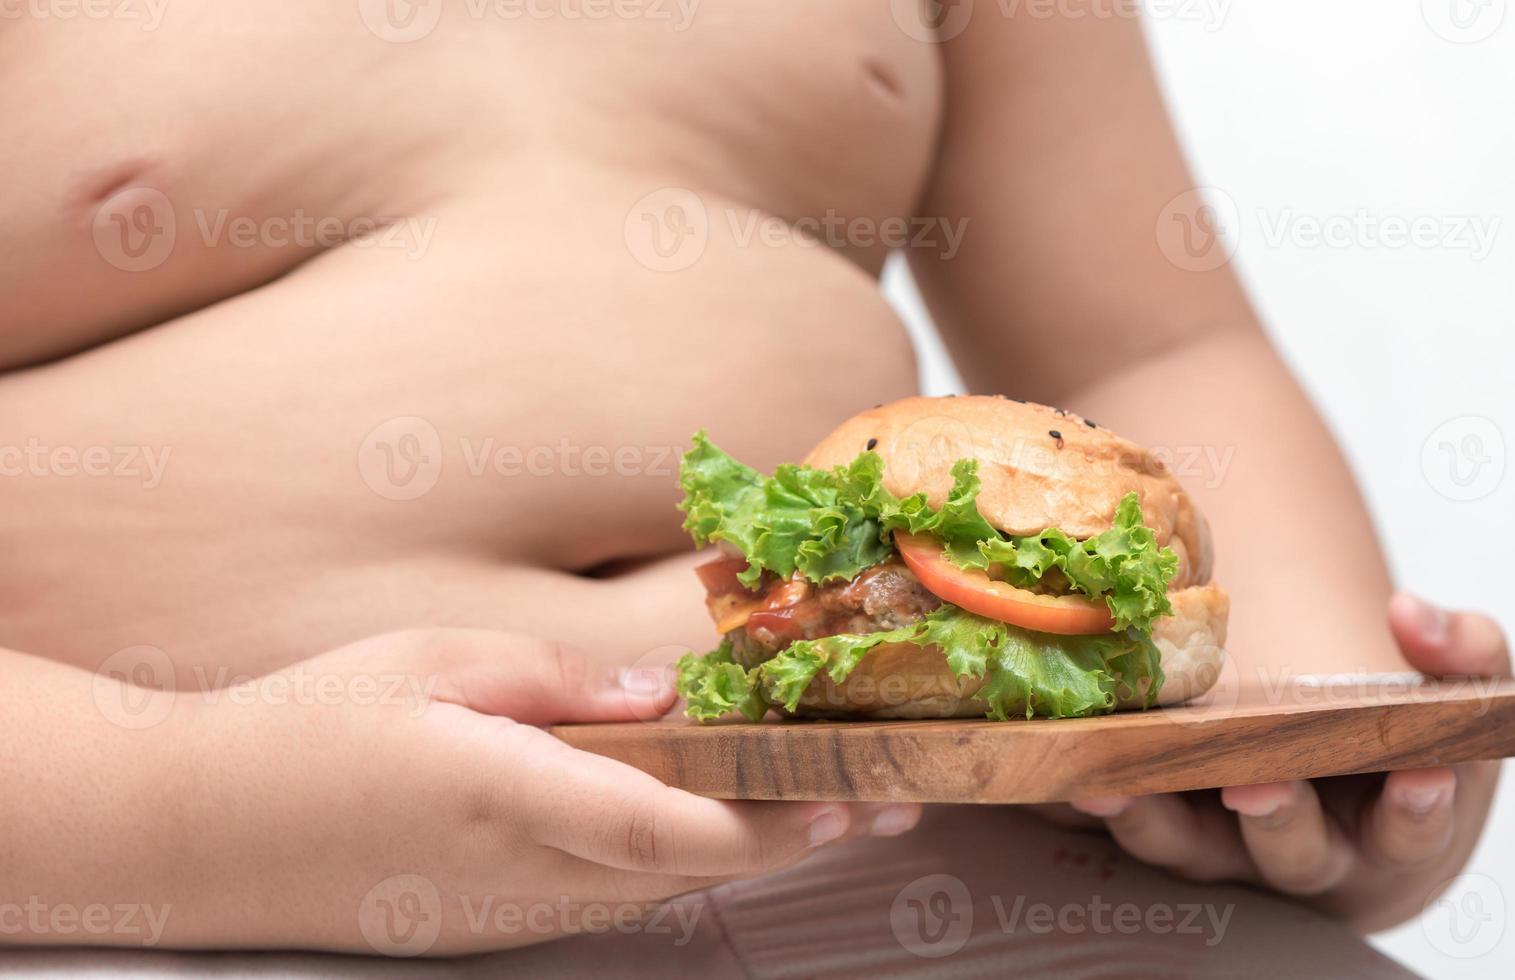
[469,806,1415,979]
[0,807,1416,979]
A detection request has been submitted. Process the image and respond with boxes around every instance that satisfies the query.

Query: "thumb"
[1388,591,1511,679]
[423,630,678,726]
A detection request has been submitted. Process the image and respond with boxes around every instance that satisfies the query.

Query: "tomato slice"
[694,557,817,635]
[694,556,751,597]
[695,557,761,633]
[893,532,1114,636]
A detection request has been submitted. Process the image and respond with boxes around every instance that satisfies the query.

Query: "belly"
[0,1,937,675]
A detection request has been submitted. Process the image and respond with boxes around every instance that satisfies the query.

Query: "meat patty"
[729,562,940,669]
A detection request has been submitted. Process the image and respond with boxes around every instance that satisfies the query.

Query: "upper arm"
[908,9,1259,403]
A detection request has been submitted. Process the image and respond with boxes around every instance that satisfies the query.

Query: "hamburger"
[675,396,1229,721]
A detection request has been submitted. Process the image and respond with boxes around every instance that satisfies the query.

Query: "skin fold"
[0,0,1501,952]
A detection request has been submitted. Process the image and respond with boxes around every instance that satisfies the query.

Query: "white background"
[884,2,1515,975]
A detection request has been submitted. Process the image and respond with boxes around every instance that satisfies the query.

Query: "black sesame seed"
[1085,419,1097,428]
[1011,398,1026,404]
[866,438,878,451]
[1049,430,1062,439]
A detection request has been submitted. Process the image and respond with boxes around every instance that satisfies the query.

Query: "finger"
[508,726,919,877]
[1362,768,1458,871]
[419,630,678,725]
[1073,794,1253,883]
[851,802,929,838]
[556,853,732,907]
[1221,781,1354,895]
[1388,593,1511,678]
[1025,802,1107,831]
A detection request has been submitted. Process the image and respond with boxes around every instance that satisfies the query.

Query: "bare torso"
[0,8,1438,968]
[0,0,933,675]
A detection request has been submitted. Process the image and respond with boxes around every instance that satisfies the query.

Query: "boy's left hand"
[1065,593,1507,932]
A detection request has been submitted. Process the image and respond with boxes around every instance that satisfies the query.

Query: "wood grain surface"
[551,676,1515,803]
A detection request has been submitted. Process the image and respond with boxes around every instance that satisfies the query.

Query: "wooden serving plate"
[552,676,1515,803]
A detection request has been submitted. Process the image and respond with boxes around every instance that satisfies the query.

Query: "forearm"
[1060,327,1405,678]
[0,648,194,947]
[1,646,377,951]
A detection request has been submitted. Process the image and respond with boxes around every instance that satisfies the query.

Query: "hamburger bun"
[805,396,1213,589]
[786,395,1228,717]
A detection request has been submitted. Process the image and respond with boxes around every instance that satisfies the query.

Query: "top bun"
[804,396,1213,589]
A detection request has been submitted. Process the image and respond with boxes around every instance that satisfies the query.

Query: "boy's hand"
[1065,594,1507,932]
[170,629,919,955]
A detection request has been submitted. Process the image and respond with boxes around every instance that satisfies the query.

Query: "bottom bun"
[1129,583,1230,709]
[780,585,1230,720]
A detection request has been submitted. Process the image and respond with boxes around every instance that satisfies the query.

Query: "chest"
[0,1,946,372]
[535,0,945,225]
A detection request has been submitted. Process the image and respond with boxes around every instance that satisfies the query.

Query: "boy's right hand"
[163,629,920,955]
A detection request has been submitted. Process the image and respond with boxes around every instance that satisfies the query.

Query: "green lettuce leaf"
[678,433,1178,632]
[972,494,1180,632]
[678,607,1164,722]
[979,625,1163,720]
[875,460,1002,568]
[674,640,768,722]
[765,621,924,710]
[678,432,892,588]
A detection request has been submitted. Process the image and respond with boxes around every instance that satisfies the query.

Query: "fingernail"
[1222,783,1295,819]
[1071,796,1132,818]
[808,808,847,847]
[870,805,921,837]
[617,667,673,699]
[1396,784,1450,818]
[1230,797,1281,818]
[1402,592,1450,646]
